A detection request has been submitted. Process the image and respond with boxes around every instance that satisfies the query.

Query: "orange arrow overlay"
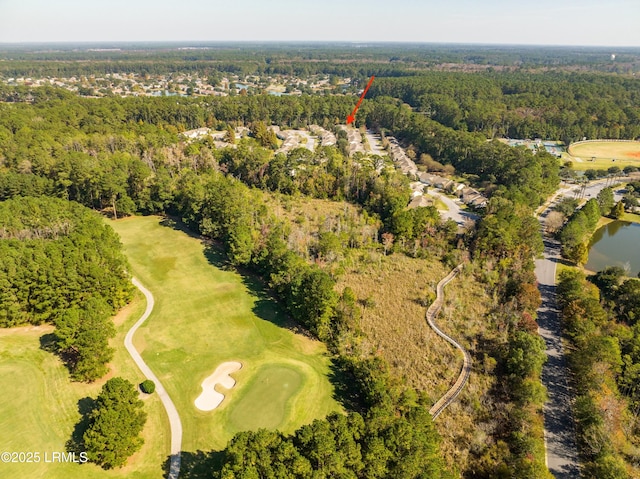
[346,75,375,125]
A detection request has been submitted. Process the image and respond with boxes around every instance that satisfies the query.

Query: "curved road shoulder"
[126,278,182,479]
[426,265,472,419]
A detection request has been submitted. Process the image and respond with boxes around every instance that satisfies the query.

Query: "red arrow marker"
[346,75,375,125]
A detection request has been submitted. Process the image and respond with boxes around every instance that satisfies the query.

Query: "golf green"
[228,364,303,431]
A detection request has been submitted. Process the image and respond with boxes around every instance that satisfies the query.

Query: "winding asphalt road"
[426,265,472,419]
[127,278,182,479]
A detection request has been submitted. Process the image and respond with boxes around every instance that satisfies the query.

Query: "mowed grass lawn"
[0,297,169,479]
[110,216,341,453]
[567,140,640,170]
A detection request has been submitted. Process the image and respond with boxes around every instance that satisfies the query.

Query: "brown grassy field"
[336,252,495,470]
[256,194,505,471]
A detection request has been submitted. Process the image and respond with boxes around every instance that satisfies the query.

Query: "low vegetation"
[140,380,155,394]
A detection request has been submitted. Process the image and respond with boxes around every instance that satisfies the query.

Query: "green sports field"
[109,216,341,453]
[567,140,640,170]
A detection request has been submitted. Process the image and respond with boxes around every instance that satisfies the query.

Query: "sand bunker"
[194,361,242,411]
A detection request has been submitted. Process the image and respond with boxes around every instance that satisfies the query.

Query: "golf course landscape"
[109,216,341,452]
[0,215,340,479]
[567,140,640,169]
[0,299,169,479]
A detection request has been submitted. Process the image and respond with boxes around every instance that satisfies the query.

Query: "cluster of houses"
[3,70,354,99]
[337,125,366,156]
[387,137,418,176]
[274,128,314,154]
[417,173,487,208]
[309,125,336,147]
[386,136,487,209]
[180,126,250,149]
[180,125,487,209]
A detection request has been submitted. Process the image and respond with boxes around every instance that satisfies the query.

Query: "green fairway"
[567,140,640,170]
[0,298,169,479]
[109,216,341,453]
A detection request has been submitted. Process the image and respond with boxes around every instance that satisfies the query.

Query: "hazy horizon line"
[0,40,638,50]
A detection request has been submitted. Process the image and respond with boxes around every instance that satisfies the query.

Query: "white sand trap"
[194,361,242,411]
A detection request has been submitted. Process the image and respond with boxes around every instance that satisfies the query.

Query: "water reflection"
[586,221,640,276]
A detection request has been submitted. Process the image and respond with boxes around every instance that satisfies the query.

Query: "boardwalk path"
[426,265,472,419]
[126,278,182,479]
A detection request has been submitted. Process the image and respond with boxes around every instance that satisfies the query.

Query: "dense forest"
[557,269,640,477]
[0,196,132,380]
[369,73,640,142]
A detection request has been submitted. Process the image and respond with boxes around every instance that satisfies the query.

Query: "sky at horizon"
[0,0,639,47]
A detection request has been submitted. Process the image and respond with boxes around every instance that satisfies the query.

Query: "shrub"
[140,379,156,394]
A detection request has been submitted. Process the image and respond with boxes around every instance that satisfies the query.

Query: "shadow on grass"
[162,450,225,479]
[549,256,576,267]
[39,332,78,379]
[202,241,304,334]
[66,396,96,455]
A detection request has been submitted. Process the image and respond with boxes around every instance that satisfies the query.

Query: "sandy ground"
[194,361,243,411]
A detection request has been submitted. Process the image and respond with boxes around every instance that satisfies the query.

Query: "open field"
[567,140,640,170]
[335,252,494,471]
[110,216,341,453]
[0,296,169,479]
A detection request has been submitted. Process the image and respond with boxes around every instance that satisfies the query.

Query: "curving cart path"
[126,278,182,479]
[426,265,472,419]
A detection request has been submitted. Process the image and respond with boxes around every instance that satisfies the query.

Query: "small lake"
[586,221,640,276]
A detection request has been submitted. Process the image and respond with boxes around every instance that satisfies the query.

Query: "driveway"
[428,188,480,226]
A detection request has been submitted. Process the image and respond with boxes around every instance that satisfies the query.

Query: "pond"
[586,220,640,276]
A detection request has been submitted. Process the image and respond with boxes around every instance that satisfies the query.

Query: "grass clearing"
[336,252,494,471]
[622,212,640,224]
[0,296,169,479]
[567,140,640,170]
[110,216,341,453]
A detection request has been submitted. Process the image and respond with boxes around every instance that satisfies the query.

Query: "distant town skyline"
[1,0,639,47]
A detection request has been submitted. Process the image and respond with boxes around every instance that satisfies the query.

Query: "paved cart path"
[126,278,182,479]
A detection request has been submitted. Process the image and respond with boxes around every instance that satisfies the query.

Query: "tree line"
[369,73,640,142]
[558,269,640,477]
[0,196,132,381]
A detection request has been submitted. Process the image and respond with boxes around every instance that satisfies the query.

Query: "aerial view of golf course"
[0,215,341,479]
[110,216,341,451]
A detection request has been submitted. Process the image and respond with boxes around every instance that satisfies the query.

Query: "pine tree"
[83,377,147,469]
